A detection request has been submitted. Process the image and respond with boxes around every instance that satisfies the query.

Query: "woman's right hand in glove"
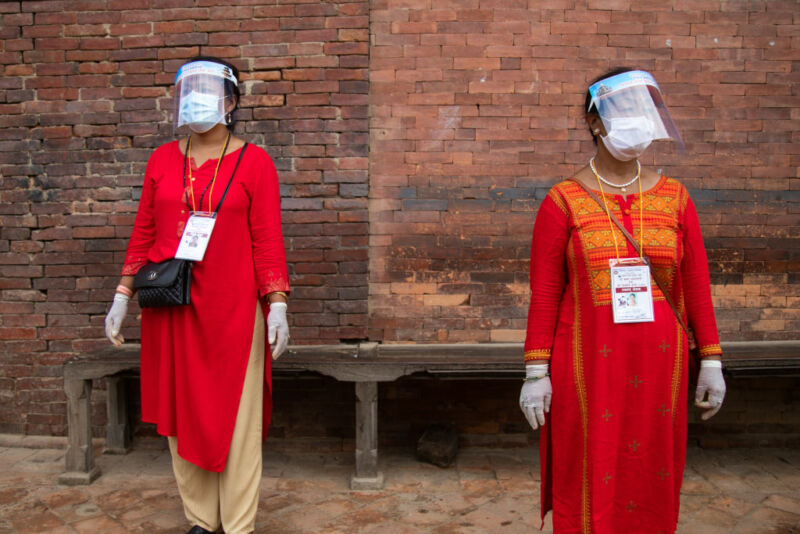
[104,293,129,346]
[519,364,552,430]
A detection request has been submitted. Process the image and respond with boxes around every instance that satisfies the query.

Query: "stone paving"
[0,442,799,533]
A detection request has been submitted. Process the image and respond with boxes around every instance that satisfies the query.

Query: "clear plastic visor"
[589,80,684,153]
[173,75,228,134]
[173,61,237,134]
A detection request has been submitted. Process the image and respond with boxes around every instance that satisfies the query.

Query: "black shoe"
[187,527,215,534]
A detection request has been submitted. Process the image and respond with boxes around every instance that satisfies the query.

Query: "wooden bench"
[59,340,800,487]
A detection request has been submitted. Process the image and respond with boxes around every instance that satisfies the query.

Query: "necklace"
[593,165,645,260]
[589,157,641,193]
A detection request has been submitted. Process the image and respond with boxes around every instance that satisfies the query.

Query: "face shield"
[588,70,684,160]
[173,60,238,134]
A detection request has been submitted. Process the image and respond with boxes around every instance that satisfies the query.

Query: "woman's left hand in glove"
[695,360,726,420]
[267,302,289,360]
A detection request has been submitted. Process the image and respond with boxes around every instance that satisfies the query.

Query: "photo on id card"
[175,212,216,262]
[609,258,655,324]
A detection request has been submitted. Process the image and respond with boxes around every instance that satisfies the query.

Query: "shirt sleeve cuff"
[524,348,552,362]
[698,343,722,358]
[258,283,290,299]
[121,261,148,276]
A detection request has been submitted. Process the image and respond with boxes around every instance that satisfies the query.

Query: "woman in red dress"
[104,56,290,534]
[519,68,727,534]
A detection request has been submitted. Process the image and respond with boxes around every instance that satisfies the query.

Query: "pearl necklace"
[589,157,641,193]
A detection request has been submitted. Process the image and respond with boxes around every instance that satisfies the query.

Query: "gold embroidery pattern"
[547,188,568,215]
[524,349,551,362]
[553,178,685,307]
[568,244,590,534]
[671,318,683,419]
[699,344,722,357]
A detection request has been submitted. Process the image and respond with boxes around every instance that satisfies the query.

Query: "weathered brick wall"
[0,0,798,440]
[368,0,799,343]
[0,0,369,435]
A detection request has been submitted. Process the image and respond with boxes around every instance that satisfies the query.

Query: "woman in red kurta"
[519,68,726,534]
[105,57,290,534]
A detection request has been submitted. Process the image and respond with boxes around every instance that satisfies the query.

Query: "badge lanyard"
[184,132,231,214]
[175,133,234,262]
[590,158,643,262]
[590,162,654,323]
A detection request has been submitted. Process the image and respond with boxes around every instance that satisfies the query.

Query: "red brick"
[121,35,166,49]
[0,328,37,340]
[208,6,252,20]
[324,42,368,55]
[696,35,743,48]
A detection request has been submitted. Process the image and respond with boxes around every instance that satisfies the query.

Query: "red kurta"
[524,177,722,534]
[122,140,290,472]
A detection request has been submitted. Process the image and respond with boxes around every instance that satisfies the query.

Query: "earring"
[225,112,233,125]
[592,129,599,134]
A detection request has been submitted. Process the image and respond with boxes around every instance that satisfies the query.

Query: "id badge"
[175,211,216,261]
[609,257,655,324]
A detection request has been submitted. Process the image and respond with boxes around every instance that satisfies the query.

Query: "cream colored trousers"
[168,304,265,534]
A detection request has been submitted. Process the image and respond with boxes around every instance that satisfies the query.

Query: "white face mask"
[178,91,224,133]
[600,116,655,161]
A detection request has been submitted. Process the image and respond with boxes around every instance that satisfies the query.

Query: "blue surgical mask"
[178,91,223,133]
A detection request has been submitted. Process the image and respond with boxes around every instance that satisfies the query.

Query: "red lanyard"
[185,132,231,213]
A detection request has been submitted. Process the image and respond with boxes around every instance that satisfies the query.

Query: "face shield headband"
[588,70,684,158]
[173,60,239,134]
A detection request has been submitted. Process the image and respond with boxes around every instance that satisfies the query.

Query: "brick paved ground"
[0,443,799,533]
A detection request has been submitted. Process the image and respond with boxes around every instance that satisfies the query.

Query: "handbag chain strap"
[567,178,693,340]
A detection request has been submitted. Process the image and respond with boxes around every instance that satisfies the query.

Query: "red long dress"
[122,140,290,472]
[524,177,722,534]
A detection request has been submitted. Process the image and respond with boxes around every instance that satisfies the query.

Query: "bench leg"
[59,377,100,485]
[104,375,130,454]
[350,381,383,490]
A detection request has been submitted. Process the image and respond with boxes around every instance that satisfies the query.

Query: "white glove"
[695,360,726,420]
[104,293,129,346]
[519,364,552,430]
[267,301,289,360]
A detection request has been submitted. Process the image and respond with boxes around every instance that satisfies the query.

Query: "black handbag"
[133,259,192,307]
[133,143,249,308]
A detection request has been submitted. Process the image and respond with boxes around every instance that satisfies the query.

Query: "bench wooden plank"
[66,340,798,372]
[62,345,139,380]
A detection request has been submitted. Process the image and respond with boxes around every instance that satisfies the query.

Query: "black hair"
[182,56,241,130]
[585,66,635,144]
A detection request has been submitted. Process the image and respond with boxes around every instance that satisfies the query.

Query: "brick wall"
[368,0,799,343]
[0,0,798,440]
[0,0,369,435]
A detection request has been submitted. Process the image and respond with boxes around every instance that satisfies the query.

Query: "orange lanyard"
[590,162,644,261]
[186,132,231,213]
